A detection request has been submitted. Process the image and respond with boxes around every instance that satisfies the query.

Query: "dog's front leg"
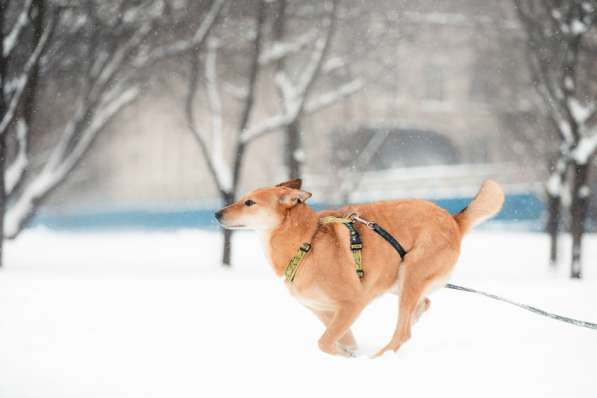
[312,310,357,351]
[318,302,363,357]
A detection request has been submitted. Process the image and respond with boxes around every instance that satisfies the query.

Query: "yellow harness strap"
[320,216,353,224]
[284,216,365,283]
[284,243,311,282]
[320,217,365,279]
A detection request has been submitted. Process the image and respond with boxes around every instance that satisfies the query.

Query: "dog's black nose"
[214,210,224,221]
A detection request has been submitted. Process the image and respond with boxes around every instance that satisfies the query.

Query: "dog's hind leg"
[375,246,458,356]
[312,310,357,350]
[317,302,364,357]
[373,271,425,357]
[413,297,431,324]
[374,245,454,358]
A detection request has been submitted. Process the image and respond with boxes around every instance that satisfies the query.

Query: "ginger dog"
[215,179,504,357]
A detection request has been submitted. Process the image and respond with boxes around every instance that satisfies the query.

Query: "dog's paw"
[371,343,402,359]
[319,340,359,358]
[338,344,358,358]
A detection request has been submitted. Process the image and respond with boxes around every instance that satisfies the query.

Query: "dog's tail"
[453,179,505,235]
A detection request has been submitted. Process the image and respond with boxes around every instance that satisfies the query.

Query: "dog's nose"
[214,210,224,221]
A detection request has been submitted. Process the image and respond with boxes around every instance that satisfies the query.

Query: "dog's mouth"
[217,222,246,230]
[225,225,246,229]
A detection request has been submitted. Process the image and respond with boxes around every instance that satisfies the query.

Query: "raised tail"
[454,180,505,235]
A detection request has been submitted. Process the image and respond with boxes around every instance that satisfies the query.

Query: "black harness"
[369,222,407,259]
[318,213,407,280]
[349,213,407,260]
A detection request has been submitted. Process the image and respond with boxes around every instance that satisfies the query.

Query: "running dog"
[214,179,504,357]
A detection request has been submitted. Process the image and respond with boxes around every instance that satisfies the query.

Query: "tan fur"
[453,180,505,234]
[215,178,505,357]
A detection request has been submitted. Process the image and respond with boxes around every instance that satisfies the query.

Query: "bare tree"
[0,0,226,267]
[515,0,597,278]
[184,0,363,265]
[0,0,56,265]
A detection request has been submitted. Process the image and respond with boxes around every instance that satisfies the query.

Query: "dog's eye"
[244,199,256,207]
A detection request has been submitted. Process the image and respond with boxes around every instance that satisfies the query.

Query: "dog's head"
[214,179,312,230]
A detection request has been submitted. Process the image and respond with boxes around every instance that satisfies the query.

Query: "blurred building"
[44,0,546,215]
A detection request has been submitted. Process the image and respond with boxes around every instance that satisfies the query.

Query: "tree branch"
[2,0,34,57]
[133,0,227,68]
[303,79,364,114]
[5,118,28,195]
[0,10,55,136]
[204,38,232,192]
[4,86,139,238]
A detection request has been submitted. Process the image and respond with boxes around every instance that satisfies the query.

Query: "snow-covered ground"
[1,228,596,398]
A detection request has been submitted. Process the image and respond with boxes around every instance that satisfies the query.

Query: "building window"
[469,59,497,103]
[469,71,492,102]
[422,64,444,101]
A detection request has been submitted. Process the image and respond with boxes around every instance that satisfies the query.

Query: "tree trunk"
[285,120,302,180]
[0,3,6,268]
[0,135,5,268]
[220,191,235,266]
[273,0,302,181]
[570,162,590,279]
[545,157,567,268]
[546,191,561,267]
[222,228,233,266]
[217,1,264,267]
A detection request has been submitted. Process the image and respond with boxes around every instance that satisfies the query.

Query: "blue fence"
[29,193,544,232]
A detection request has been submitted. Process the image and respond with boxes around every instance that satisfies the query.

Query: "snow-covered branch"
[304,79,364,114]
[258,29,317,65]
[206,39,223,145]
[239,0,358,144]
[5,119,28,196]
[567,97,595,127]
[240,79,363,144]
[294,1,338,100]
[295,38,328,96]
[59,87,140,177]
[274,71,295,107]
[572,128,597,165]
[321,56,347,74]
[133,0,227,68]
[205,39,232,192]
[89,23,152,101]
[239,113,293,144]
[222,82,248,101]
[4,86,140,239]
[0,13,55,136]
[183,0,242,196]
[3,0,34,57]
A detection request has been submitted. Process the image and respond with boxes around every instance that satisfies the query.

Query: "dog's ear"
[276,179,302,190]
[280,189,312,207]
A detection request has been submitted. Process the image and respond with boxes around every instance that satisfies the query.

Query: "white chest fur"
[256,230,274,267]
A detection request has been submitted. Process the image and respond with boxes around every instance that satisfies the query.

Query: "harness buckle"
[300,243,312,252]
[349,213,376,230]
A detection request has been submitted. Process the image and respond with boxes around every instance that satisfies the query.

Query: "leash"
[444,283,597,330]
[348,214,597,331]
